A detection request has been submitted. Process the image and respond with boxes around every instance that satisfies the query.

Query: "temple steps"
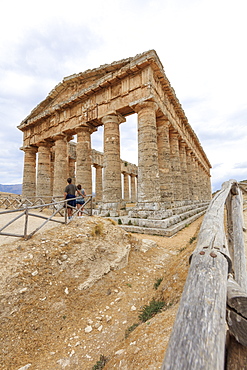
[110,202,209,237]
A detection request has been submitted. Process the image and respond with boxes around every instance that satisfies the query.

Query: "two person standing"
[64,178,86,219]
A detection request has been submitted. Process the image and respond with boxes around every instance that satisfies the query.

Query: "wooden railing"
[0,195,93,240]
[161,180,247,369]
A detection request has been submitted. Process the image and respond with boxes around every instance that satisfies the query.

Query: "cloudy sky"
[1,0,247,191]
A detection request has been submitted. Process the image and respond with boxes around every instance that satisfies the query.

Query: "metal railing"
[161,180,247,369]
[0,195,93,240]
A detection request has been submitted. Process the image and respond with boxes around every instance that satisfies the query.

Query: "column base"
[128,200,200,219]
[97,201,127,217]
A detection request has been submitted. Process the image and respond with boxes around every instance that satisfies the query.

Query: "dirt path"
[0,208,64,246]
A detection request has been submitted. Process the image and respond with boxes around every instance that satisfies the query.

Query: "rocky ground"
[0,205,246,370]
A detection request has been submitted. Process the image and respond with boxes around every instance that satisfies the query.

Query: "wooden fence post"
[226,186,247,369]
[161,180,235,370]
[24,207,29,239]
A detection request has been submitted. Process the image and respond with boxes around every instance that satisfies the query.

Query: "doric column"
[76,125,93,195]
[207,173,212,200]
[102,113,125,204]
[179,141,189,201]
[36,142,52,199]
[21,146,37,200]
[201,167,208,200]
[169,129,182,201]
[194,158,200,201]
[157,117,173,202]
[95,165,103,202]
[198,163,204,201]
[186,148,193,199]
[50,150,55,196]
[191,154,198,201]
[52,135,68,198]
[123,172,130,202]
[134,101,161,204]
[130,174,137,203]
[68,157,76,185]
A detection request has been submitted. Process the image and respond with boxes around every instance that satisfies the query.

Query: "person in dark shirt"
[64,178,76,219]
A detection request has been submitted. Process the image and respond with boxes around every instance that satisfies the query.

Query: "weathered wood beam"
[227,276,247,347]
[162,180,234,370]
[226,185,247,369]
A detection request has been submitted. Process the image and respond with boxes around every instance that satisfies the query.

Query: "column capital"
[170,130,180,140]
[51,134,67,142]
[75,124,97,135]
[101,112,126,125]
[156,116,170,127]
[131,99,158,114]
[179,140,187,149]
[37,140,54,149]
[186,147,193,155]
[20,145,38,153]
[93,163,103,169]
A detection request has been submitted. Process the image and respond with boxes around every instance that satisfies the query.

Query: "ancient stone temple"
[18,50,211,229]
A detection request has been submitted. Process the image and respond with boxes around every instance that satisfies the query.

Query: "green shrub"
[92,354,108,369]
[189,236,196,244]
[138,298,165,322]
[91,223,104,237]
[118,218,122,225]
[154,277,163,290]
[178,246,186,253]
[125,323,139,338]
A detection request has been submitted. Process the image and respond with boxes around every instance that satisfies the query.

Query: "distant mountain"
[0,184,22,195]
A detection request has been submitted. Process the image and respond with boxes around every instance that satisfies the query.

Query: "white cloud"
[1,0,247,193]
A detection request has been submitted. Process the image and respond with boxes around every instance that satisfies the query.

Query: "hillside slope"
[0,215,203,370]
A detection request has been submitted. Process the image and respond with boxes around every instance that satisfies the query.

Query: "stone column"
[50,150,55,196]
[198,163,204,201]
[36,142,52,199]
[123,172,130,202]
[95,165,103,202]
[202,167,208,201]
[52,135,68,198]
[102,113,125,205]
[179,141,189,201]
[68,158,76,185]
[191,154,198,201]
[169,129,182,201]
[21,146,37,200]
[76,125,93,195]
[134,101,161,205]
[194,158,200,201]
[186,148,193,200]
[207,173,212,200]
[157,117,173,203]
[130,174,137,203]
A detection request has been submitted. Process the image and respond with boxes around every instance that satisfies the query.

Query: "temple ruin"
[18,50,211,232]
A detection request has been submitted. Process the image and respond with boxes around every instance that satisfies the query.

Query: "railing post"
[24,206,29,239]
[161,180,235,370]
[226,184,247,369]
[65,201,68,224]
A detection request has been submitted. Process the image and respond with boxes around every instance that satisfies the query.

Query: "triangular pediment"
[19,50,162,127]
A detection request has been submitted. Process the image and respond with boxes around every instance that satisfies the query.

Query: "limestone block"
[139,239,158,253]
